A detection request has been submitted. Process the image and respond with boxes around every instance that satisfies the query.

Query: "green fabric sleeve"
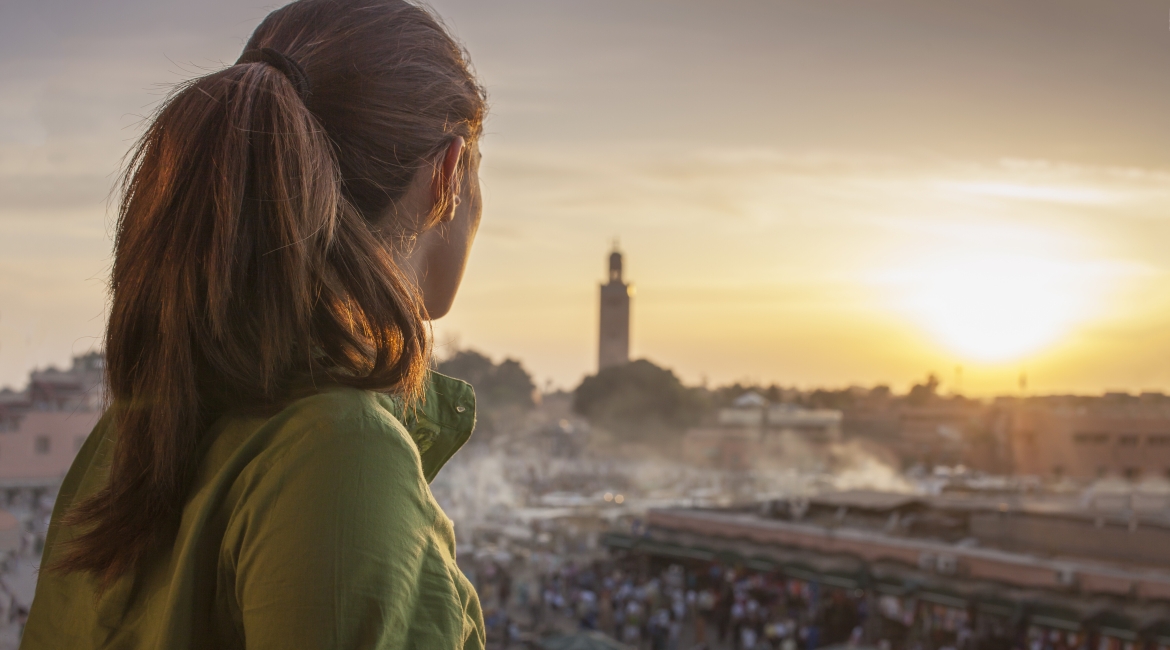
[226,390,476,649]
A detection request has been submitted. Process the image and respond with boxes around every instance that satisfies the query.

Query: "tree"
[437,350,536,411]
[804,388,855,410]
[906,373,940,406]
[572,359,703,438]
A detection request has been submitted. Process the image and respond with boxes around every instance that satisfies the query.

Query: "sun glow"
[887,254,1105,363]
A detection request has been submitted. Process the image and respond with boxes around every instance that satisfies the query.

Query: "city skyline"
[2,1,1170,395]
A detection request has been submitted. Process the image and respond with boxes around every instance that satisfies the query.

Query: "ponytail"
[52,57,430,587]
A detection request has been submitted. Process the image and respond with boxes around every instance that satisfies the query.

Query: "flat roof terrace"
[634,506,1170,600]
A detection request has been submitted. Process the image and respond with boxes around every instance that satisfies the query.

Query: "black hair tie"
[236,47,311,101]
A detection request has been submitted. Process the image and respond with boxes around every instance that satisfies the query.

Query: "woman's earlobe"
[439,196,461,224]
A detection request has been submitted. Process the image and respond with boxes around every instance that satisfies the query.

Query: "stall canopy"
[1092,611,1139,642]
[1028,604,1084,633]
[540,632,635,650]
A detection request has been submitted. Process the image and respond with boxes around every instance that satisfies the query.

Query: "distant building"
[598,245,632,370]
[684,391,843,469]
[841,392,995,471]
[0,353,104,485]
[683,427,759,471]
[836,390,1170,478]
[765,403,844,441]
[996,393,1170,481]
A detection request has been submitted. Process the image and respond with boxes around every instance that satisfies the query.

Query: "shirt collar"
[378,371,476,483]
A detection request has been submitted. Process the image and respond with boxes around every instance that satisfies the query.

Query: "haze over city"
[2,0,1170,395]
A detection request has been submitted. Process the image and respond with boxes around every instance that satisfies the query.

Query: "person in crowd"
[498,566,514,608]
[506,620,522,648]
[733,597,749,649]
[21,1,487,647]
[624,598,644,644]
[742,624,760,650]
[668,611,683,650]
[650,607,672,650]
[578,588,599,630]
[698,588,716,644]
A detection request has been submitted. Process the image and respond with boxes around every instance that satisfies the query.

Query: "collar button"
[455,405,467,413]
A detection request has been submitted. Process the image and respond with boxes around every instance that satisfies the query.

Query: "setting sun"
[891,254,1104,363]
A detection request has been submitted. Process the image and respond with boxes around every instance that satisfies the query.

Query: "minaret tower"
[598,243,632,370]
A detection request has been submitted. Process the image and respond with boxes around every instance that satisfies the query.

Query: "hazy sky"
[2,0,1170,395]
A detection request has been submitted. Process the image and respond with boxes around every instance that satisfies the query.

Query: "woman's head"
[246,0,487,317]
[53,0,486,585]
[246,0,485,230]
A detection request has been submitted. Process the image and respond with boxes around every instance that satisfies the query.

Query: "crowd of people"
[464,547,1114,650]
[466,551,869,650]
[0,486,55,648]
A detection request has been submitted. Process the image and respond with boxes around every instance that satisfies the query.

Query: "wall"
[1004,404,1170,479]
[0,410,101,481]
[970,511,1170,568]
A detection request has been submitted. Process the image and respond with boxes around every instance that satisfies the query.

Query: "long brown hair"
[51,0,486,587]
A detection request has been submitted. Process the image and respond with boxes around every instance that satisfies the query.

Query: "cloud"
[0,175,113,216]
[937,181,1120,205]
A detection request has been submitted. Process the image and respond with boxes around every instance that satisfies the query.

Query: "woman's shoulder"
[269,385,416,452]
[279,385,403,431]
[212,386,426,491]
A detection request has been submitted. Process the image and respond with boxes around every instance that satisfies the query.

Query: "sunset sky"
[2,0,1169,395]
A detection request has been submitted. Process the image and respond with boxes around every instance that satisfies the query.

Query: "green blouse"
[22,373,484,650]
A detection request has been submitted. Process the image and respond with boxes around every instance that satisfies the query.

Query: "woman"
[21,0,487,647]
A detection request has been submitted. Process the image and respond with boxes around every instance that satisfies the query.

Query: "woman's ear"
[432,137,465,222]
